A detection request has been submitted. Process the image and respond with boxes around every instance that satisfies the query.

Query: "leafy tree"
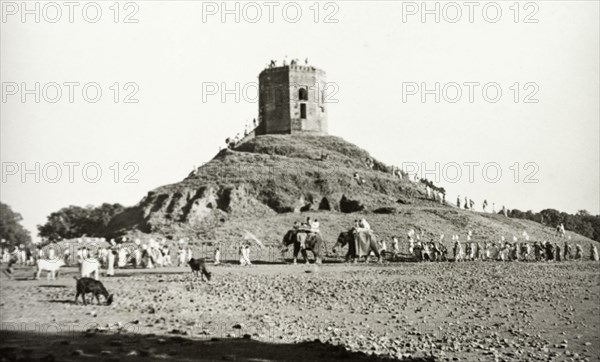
[540,209,562,227]
[0,202,32,248]
[524,210,535,221]
[37,203,125,242]
[509,209,525,219]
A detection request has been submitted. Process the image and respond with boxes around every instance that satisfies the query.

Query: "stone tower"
[255,64,328,135]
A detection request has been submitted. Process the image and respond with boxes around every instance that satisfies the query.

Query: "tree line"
[506,208,600,242]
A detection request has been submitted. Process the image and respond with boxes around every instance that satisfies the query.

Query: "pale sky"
[1,1,599,242]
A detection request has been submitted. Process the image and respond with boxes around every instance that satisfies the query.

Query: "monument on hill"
[255,63,328,135]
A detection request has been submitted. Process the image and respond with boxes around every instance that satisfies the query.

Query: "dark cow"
[188,258,212,281]
[75,277,113,305]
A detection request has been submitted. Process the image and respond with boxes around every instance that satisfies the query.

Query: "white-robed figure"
[310,219,320,232]
[76,247,84,270]
[107,249,115,276]
[494,239,502,261]
[499,242,509,261]
[178,247,186,266]
[524,243,532,261]
[133,248,141,268]
[162,245,172,266]
[142,244,154,268]
[154,247,163,267]
[98,248,108,267]
[453,235,464,262]
[483,242,490,260]
[239,243,251,266]
[407,229,416,256]
[133,239,141,267]
[466,231,475,260]
[408,237,415,256]
[118,247,127,268]
[149,239,163,268]
[214,247,221,265]
[392,237,399,255]
[38,247,46,259]
[591,245,599,261]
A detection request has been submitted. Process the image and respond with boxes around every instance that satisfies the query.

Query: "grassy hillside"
[107,135,427,237]
[106,134,598,253]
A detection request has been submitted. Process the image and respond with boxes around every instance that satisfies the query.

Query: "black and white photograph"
[1,1,599,361]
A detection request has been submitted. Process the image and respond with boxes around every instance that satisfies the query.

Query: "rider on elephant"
[282,227,325,264]
[351,219,373,257]
[333,219,381,263]
[294,218,320,250]
[355,219,371,233]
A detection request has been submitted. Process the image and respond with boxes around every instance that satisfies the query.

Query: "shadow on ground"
[0,330,436,361]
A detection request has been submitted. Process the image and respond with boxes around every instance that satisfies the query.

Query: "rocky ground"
[1,261,599,361]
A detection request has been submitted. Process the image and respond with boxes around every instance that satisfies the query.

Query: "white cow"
[80,258,100,280]
[35,259,65,280]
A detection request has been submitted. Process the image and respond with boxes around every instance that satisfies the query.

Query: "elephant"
[333,230,382,263]
[281,229,324,264]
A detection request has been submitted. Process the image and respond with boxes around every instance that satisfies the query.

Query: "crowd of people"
[1,237,200,278]
[394,229,600,263]
[267,57,309,69]
[2,245,33,266]
[93,238,195,272]
[335,219,600,263]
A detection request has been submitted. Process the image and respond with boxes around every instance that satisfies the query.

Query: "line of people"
[455,195,504,215]
[401,230,599,262]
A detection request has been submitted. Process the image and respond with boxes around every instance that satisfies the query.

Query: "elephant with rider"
[281,228,325,264]
[333,228,382,263]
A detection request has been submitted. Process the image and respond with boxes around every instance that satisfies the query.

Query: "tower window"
[300,104,307,119]
[299,88,308,101]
